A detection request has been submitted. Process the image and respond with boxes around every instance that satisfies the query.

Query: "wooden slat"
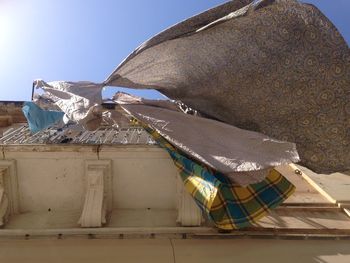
[276,165,331,204]
[256,209,350,230]
[288,164,337,203]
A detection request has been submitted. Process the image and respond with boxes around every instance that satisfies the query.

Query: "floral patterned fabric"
[106,0,350,174]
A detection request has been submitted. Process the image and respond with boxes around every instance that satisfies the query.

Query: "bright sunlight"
[0,14,12,50]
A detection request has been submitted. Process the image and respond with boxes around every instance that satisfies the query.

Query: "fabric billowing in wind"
[34,79,104,130]
[22,102,64,133]
[105,0,350,174]
[123,103,299,185]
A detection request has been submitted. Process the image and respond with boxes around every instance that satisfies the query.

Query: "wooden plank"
[339,203,350,218]
[256,209,350,230]
[280,203,335,207]
[275,206,343,212]
[344,208,350,218]
[289,164,350,204]
[277,165,350,221]
[286,164,337,203]
[275,165,330,204]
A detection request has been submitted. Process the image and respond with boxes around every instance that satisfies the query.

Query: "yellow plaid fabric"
[142,124,295,230]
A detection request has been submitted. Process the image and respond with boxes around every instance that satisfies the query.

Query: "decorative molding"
[176,176,203,226]
[79,160,112,228]
[0,160,19,227]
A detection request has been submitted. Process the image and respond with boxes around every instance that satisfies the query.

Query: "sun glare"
[0,14,12,50]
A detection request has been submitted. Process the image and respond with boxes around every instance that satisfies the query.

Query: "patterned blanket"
[144,124,295,230]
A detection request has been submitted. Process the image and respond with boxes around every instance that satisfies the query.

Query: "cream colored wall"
[0,239,349,263]
[1,145,178,214]
[100,146,178,209]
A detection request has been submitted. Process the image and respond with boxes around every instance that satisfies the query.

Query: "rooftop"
[0,101,155,146]
[0,125,155,145]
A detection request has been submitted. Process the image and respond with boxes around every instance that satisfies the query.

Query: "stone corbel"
[176,176,203,226]
[0,169,8,226]
[0,160,19,227]
[79,160,112,228]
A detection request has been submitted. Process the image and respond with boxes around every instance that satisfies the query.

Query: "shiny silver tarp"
[105,0,350,174]
[123,103,299,185]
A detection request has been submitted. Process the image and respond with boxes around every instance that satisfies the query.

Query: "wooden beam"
[288,164,337,204]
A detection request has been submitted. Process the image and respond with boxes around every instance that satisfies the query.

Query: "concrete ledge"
[0,226,350,240]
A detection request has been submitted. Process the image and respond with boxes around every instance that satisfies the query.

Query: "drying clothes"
[113,91,185,113]
[33,79,104,130]
[143,124,295,229]
[112,91,143,105]
[33,93,61,111]
[225,169,272,187]
[22,102,64,133]
[123,104,299,185]
[105,0,350,174]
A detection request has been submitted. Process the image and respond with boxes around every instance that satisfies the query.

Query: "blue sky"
[0,0,349,101]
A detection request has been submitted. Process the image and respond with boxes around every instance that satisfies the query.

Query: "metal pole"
[31,81,35,101]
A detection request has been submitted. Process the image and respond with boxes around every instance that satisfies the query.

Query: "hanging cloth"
[22,102,64,133]
[33,79,104,130]
[105,0,350,174]
[141,122,295,230]
[123,103,299,185]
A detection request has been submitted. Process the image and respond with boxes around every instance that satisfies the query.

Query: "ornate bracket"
[0,160,19,227]
[78,160,112,228]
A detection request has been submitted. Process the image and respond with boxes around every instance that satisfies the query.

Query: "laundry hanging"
[123,103,299,185]
[141,123,295,230]
[33,79,104,130]
[31,83,300,184]
[22,102,64,133]
[105,0,350,174]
